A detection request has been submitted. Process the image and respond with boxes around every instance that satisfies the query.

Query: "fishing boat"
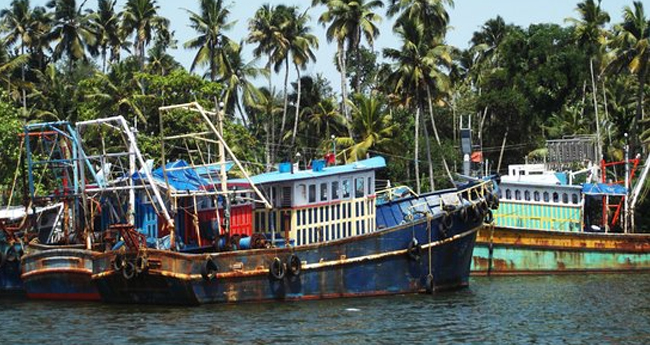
[472,137,650,275]
[0,203,62,295]
[19,119,157,300]
[91,102,497,305]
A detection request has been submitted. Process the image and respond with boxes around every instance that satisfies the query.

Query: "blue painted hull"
[21,245,100,301]
[0,242,24,295]
[93,210,482,305]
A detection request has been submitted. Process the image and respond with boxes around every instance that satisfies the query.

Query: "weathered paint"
[494,200,582,232]
[92,204,483,305]
[471,226,650,275]
[21,245,100,301]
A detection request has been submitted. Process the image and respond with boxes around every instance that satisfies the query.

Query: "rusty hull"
[472,226,650,275]
[92,215,481,305]
[21,245,100,301]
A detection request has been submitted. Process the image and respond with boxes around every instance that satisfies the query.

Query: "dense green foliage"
[0,0,649,206]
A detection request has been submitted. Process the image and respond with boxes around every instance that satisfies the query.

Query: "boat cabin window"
[515,190,521,200]
[534,191,540,201]
[524,190,531,201]
[342,179,351,198]
[331,181,340,200]
[282,186,292,207]
[562,193,568,204]
[553,192,559,203]
[320,183,328,202]
[355,178,365,198]
[367,177,372,195]
[505,189,512,199]
[309,184,316,203]
[572,194,579,204]
[543,192,549,202]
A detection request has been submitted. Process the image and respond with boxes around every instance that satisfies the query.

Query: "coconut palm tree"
[0,0,50,108]
[121,0,168,70]
[317,0,383,128]
[46,0,97,72]
[89,0,123,72]
[336,93,398,162]
[566,0,610,159]
[286,9,318,150]
[219,42,267,127]
[387,0,452,38]
[247,4,289,163]
[184,0,236,84]
[384,17,454,192]
[608,2,649,151]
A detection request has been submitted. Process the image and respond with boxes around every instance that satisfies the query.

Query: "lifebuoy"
[407,238,422,261]
[113,253,126,271]
[287,254,301,276]
[269,257,285,280]
[122,260,136,280]
[201,257,219,281]
[135,256,149,274]
[484,209,494,224]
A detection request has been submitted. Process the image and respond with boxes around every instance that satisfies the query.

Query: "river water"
[1,274,649,344]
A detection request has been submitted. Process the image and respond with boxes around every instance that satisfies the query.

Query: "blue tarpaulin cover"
[582,183,627,196]
[134,160,210,191]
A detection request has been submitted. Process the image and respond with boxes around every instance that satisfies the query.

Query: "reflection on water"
[1,274,649,344]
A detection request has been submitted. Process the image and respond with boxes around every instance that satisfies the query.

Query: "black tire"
[113,254,126,271]
[407,238,422,261]
[135,256,149,274]
[425,274,435,294]
[484,209,494,224]
[480,200,489,215]
[5,245,17,262]
[269,257,285,280]
[287,254,301,276]
[491,196,500,210]
[471,205,482,222]
[201,257,219,281]
[441,213,453,231]
[122,260,136,280]
[459,207,469,222]
[0,250,5,268]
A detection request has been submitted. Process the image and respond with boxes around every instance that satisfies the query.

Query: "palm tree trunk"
[589,58,602,165]
[279,57,290,151]
[414,105,421,194]
[422,113,435,191]
[20,44,26,111]
[267,59,274,165]
[426,85,454,184]
[338,40,353,139]
[354,29,361,93]
[291,64,301,149]
[633,69,646,154]
[101,47,107,74]
[235,98,248,128]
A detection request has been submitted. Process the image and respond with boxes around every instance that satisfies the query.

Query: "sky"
[30,0,632,92]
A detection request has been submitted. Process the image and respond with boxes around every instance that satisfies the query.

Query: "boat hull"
[0,242,24,295]
[93,216,481,305]
[471,226,650,275]
[21,245,100,301]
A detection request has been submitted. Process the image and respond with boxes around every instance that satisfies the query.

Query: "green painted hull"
[471,226,650,275]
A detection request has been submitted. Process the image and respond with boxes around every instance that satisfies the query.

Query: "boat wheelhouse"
[230,157,383,246]
[472,158,650,275]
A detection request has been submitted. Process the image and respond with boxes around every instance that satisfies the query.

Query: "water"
[1,274,649,344]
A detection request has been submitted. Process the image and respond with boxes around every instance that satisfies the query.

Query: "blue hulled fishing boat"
[90,103,497,305]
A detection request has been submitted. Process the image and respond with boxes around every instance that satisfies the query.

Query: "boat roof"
[230,156,386,186]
